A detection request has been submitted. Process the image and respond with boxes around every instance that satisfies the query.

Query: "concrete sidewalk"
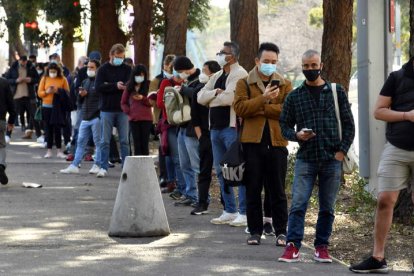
[0,138,407,275]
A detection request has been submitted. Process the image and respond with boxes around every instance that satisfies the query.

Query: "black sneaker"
[263,222,275,236]
[0,165,8,185]
[191,205,209,215]
[169,190,182,200]
[349,256,389,274]
[174,198,193,206]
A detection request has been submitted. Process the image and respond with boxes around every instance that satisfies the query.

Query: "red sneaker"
[84,154,94,162]
[66,154,74,162]
[278,242,300,263]
[314,245,332,263]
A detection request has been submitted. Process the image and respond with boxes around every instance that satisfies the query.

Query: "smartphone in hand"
[271,79,280,88]
[302,128,314,134]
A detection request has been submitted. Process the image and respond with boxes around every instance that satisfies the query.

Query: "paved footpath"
[0,137,411,275]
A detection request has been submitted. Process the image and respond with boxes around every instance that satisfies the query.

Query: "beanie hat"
[173,56,194,71]
[89,51,102,61]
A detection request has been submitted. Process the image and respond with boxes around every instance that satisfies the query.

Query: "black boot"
[0,165,8,185]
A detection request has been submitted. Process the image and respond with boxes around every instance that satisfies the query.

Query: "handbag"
[219,79,250,193]
[34,105,42,121]
[332,83,358,174]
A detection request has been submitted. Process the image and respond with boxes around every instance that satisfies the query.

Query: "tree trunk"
[410,0,414,57]
[2,0,27,65]
[229,0,258,71]
[321,0,353,92]
[87,0,100,55]
[89,0,128,62]
[61,22,75,72]
[131,0,153,71]
[393,189,414,225]
[163,0,190,58]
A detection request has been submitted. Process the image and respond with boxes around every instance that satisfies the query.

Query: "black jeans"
[42,107,62,149]
[197,131,213,208]
[243,142,288,237]
[130,120,152,156]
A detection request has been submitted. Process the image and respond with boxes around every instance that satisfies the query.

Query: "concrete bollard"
[108,156,170,237]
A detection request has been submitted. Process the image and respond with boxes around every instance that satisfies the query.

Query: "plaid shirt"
[280,81,355,162]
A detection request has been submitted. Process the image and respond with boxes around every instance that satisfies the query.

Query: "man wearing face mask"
[60,59,102,174]
[191,60,221,215]
[198,41,248,226]
[172,56,204,207]
[95,43,132,177]
[234,42,292,246]
[279,50,354,263]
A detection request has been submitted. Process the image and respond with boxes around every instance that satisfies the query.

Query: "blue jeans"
[287,159,342,249]
[177,128,199,202]
[72,118,102,168]
[100,111,129,170]
[210,127,246,214]
[167,127,185,195]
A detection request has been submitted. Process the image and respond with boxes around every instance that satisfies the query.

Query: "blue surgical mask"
[260,63,277,77]
[163,70,173,79]
[173,69,180,78]
[113,57,124,66]
[135,76,144,83]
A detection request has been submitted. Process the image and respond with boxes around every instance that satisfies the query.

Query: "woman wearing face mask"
[121,64,152,156]
[60,60,103,174]
[37,62,70,158]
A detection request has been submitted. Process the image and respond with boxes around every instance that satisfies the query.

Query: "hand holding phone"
[302,128,313,134]
[271,79,280,88]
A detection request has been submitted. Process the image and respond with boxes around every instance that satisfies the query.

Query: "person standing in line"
[279,49,354,263]
[60,59,103,175]
[234,42,291,245]
[197,41,248,227]
[350,57,414,274]
[37,63,71,158]
[95,43,132,177]
[0,76,16,185]
[121,64,153,156]
[190,60,221,215]
[149,54,176,193]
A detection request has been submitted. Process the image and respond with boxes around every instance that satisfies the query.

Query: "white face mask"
[36,70,43,75]
[199,73,210,84]
[49,72,57,78]
[135,76,144,83]
[179,72,189,80]
[87,70,96,78]
[216,54,228,67]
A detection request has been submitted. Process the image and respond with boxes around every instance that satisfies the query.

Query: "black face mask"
[303,69,321,82]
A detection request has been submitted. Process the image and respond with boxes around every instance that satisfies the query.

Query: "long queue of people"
[2,40,412,273]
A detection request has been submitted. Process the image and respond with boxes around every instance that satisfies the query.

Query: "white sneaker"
[229,213,247,227]
[210,211,238,225]
[89,164,100,174]
[36,136,45,143]
[56,151,66,159]
[60,165,79,174]
[44,150,53,158]
[96,168,107,178]
[5,135,10,144]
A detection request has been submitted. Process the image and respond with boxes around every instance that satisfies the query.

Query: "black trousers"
[244,143,288,237]
[130,121,152,156]
[15,97,32,129]
[42,107,62,149]
[197,132,213,208]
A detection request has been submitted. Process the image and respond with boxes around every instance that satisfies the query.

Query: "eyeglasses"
[216,51,232,56]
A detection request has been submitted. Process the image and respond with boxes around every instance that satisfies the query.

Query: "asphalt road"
[0,136,410,275]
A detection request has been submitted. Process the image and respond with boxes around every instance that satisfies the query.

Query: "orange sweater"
[37,76,70,105]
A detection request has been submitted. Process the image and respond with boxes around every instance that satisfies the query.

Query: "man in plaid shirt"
[278,49,355,263]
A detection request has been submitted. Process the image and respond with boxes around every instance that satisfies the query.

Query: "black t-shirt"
[305,83,324,105]
[380,73,397,97]
[210,71,230,130]
[260,81,272,145]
